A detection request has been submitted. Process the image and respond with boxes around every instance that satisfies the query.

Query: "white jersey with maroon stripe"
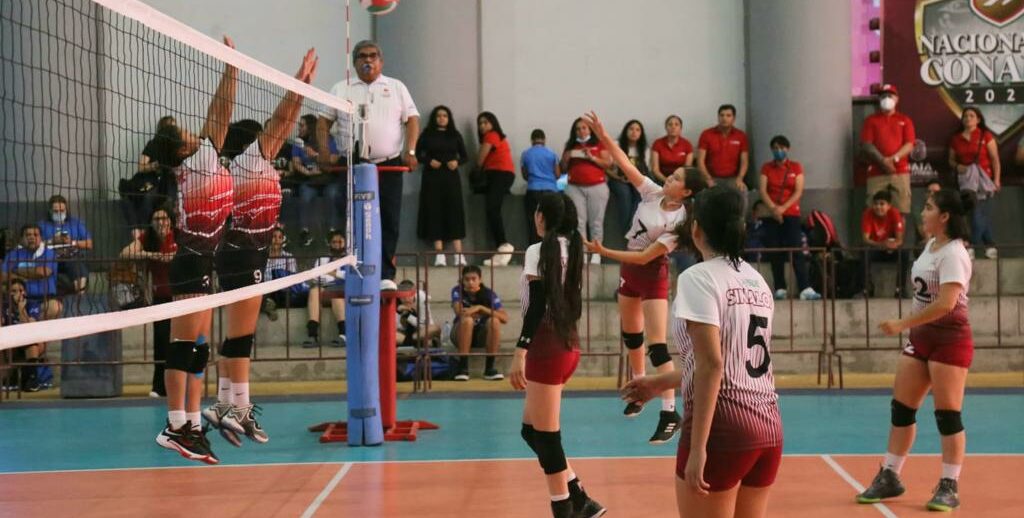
[226,141,283,250]
[671,256,782,451]
[520,237,569,315]
[625,177,686,252]
[908,238,972,348]
[175,138,233,254]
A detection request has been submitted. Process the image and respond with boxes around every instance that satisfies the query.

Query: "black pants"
[485,171,515,246]
[377,158,405,281]
[761,216,810,292]
[523,190,551,245]
[151,295,171,395]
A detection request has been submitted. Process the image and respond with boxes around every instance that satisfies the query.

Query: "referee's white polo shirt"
[321,74,419,163]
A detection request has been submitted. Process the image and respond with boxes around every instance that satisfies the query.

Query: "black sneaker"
[648,410,681,444]
[623,401,644,418]
[156,421,218,464]
[192,425,220,464]
[569,479,607,518]
[856,467,906,503]
[926,478,959,512]
[551,498,574,518]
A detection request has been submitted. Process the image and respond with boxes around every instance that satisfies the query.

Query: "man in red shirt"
[697,104,749,189]
[860,84,915,216]
[862,189,909,298]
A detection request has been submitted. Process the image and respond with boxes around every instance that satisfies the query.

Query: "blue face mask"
[772,149,787,161]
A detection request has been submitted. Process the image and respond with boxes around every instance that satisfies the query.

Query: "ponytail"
[536,193,583,343]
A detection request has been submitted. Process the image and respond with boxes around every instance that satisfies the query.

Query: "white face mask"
[576,136,589,144]
[51,212,66,224]
[879,97,897,111]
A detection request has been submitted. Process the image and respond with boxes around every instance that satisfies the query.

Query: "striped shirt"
[520,237,569,316]
[226,141,283,250]
[625,178,686,252]
[909,238,972,348]
[672,257,783,451]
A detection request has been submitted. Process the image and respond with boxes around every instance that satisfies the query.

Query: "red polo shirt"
[481,131,514,173]
[860,111,915,177]
[651,136,693,175]
[566,141,607,186]
[760,159,803,217]
[698,126,748,178]
[949,128,994,178]
[861,206,904,243]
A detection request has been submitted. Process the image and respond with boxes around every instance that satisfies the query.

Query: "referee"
[319,40,420,289]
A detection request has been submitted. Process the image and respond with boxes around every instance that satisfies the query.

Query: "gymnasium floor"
[1,390,1022,517]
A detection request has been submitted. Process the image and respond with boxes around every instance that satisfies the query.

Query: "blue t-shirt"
[520,145,559,192]
[450,285,503,321]
[2,247,58,298]
[1,298,41,326]
[39,217,91,257]
[292,137,340,168]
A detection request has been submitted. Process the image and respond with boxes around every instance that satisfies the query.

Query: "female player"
[622,185,784,518]
[857,189,975,512]
[509,193,605,518]
[581,111,707,444]
[201,49,318,448]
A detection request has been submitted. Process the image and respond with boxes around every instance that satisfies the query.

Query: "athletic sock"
[337,320,346,336]
[485,355,496,372]
[307,320,320,338]
[218,377,231,404]
[941,463,962,480]
[187,412,202,430]
[661,395,676,412]
[550,493,570,502]
[883,453,906,474]
[458,356,469,373]
[231,382,250,407]
[168,410,187,430]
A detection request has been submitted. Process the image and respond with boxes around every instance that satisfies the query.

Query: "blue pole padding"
[344,163,384,446]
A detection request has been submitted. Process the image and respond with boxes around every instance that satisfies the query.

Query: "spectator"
[318,40,420,290]
[561,117,613,264]
[260,227,307,321]
[697,104,749,188]
[450,265,508,381]
[758,135,821,301]
[416,105,469,267]
[520,129,561,246]
[293,114,343,247]
[608,120,646,235]
[1,279,46,392]
[396,279,440,347]
[916,179,943,248]
[861,84,915,218]
[119,206,177,397]
[744,200,772,263]
[38,195,93,293]
[476,111,516,266]
[121,116,179,230]
[862,189,910,298]
[650,115,693,184]
[305,230,348,348]
[138,116,178,174]
[948,106,1000,260]
[1,224,62,321]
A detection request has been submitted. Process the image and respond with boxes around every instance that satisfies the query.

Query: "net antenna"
[344,0,371,262]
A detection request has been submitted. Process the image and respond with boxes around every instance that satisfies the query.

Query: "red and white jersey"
[625,177,686,253]
[226,141,283,250]
[175,138,233,254]
[520,237,569,316]
[909,238,972,348]
[671,256,782,451]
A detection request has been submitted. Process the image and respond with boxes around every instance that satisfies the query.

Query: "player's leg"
[925,359,969,511]
[643,298,679,444]
[618,292,646,417]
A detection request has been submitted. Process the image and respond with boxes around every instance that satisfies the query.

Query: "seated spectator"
[915,179,943,248]
[119,206,177,397]
[305,230,348,348]
[521,129,561,245]
[261,227,307,321]
[396,279,440,347]
[450,265,508,381]
[122,116,178,229]
[862,189,910,298]
[608,120,646,234]
[38,195,93,294]
[1,279,47,392]
[651,115,693,184]
[1,224,62,321]
[292,114,343,247]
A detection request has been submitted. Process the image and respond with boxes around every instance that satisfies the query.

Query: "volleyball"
[362,0,399,16]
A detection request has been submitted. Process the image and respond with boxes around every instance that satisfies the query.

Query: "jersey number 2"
[746,315,771,378]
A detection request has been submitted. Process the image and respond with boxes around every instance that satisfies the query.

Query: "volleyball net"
[0,0,362,352]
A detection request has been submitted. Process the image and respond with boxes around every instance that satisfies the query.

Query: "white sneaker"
[496,243,515,266]
[967,248,976,260]
[381,279,398,291]
[799,287,822,301]
[453,373,470,381]
[774,289,788,300]
[454,254,467,266]
[985,247,998,260]
[433,254,447,267]
[590,253,602,265]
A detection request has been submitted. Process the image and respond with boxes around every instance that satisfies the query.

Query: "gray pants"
[566,182,609,243]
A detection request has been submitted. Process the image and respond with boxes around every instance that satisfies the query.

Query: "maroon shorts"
[618,256,669,300]
[525,322,580,385]
[676,445,783,492]
[902,340,973,368]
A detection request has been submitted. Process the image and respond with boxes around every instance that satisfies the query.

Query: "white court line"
[821,454,898,518]
[300,462,353,518]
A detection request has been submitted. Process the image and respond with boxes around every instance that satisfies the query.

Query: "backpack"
[805,209,840,250]
[396,348,456,382]
[804,210,865,299]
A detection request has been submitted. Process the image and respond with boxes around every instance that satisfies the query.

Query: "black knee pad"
[935,410,964,436]
[648,343,671,367]
[219,334,254,358]
[188,343,209,374]
[520,423,538,454]
[166,341,197,372]
[891,399,918,427]
[532,430,567,475]
[622,331,644,350]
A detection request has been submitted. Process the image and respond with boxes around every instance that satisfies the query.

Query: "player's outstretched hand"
[620,374,662,405]
[581,111,609,141]
[582,238,605,256]
[879,319,904,336]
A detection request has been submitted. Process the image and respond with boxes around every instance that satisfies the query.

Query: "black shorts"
[169,251,215,296]
[216,246,269,291]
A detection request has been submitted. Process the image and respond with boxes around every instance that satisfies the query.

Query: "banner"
[882,0,1024,184]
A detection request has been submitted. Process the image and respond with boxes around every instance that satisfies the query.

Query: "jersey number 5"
[746,315,771,378]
